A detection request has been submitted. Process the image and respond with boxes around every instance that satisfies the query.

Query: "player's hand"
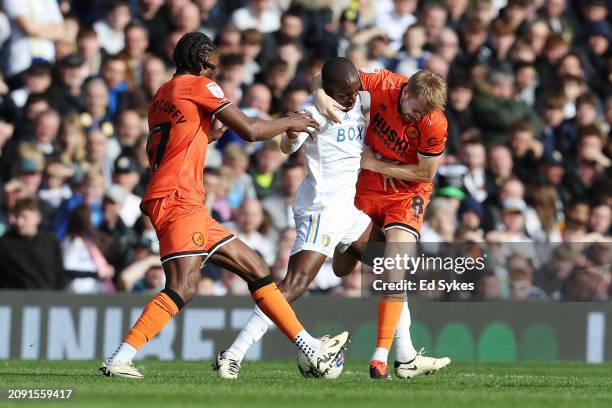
[287,112,320,136]
[314,89,343,124]
[360,146,378,171]
[382,174,408,192]
[208,119,227,143]
[285,112,300,140]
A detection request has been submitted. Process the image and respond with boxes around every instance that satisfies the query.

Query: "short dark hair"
[282,160,303,173]
[125,20,149,36]
[220,53,244,68]
[321,57,359,89]
[173,32,217,75]
[13,197,40,214]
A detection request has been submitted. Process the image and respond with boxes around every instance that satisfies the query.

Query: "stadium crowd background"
[0,0,609,300]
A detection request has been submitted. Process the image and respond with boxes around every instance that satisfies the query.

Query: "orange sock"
[250,279,303,340]
[376,295,404,350]
[124,291,181,350]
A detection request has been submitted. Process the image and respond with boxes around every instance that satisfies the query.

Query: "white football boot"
[394,348,451,379]
[308,331,350,376]
[98,361,144,379]
[212,351,241,379]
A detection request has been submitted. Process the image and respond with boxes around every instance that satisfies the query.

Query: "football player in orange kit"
[99,32,349,379]
[314,68,451,379]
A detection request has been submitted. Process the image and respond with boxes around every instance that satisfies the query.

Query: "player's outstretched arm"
[360,147,442,183]
[216,105,320,142]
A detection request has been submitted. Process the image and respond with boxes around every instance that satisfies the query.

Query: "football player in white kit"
[213,57,385,378]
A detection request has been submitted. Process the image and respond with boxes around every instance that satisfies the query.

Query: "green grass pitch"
[1,360,611,408]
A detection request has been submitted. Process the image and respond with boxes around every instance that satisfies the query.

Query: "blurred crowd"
[0,0,609,300]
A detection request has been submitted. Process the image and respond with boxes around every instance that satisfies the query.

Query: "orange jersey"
[143,75,231,202]
[357,68,448,194]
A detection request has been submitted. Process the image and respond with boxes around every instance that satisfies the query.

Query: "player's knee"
[166,270,199,304]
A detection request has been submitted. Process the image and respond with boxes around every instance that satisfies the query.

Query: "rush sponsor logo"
[370,112,418,156]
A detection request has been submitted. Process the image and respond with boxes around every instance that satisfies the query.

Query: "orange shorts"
[141,193,234,264]
[355,187,432,240]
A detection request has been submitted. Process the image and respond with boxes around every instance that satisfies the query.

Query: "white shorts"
[291,206,372,257]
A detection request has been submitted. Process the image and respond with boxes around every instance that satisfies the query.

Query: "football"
[297,349,345,379]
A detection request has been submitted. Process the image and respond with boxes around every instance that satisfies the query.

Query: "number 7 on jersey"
[146,121,171,171]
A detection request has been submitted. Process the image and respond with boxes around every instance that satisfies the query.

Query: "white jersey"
[290,92,370,216]
[286,92,372,257]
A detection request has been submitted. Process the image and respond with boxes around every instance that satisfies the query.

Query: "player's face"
[399,91,429,122]
[201,52,220,79]
[326,79,360,111]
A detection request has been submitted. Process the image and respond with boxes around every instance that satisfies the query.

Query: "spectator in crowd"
[375,0,417,53]
[86,129,114,185]
[589,203,611,236]
[457,197,484,240]
[250,140,284,199]
[484,144,514,202]
[419,1,448,50]
[472,69,541,146]
[536,244,578,299]
[120,21,151,87]
[53,168,105,240]
[10,62,54,108]
[77,26,104,77]
[94,0,131,55]
[117,252,163,293]
[61,203,114,293]
[230,0,281,34]
[48,54,88,116]
[394,23,431,77]
[225,198,275,266]
[509,120,544,184]
[111,154,142,228]
[222,143,256,213]
[474,272,501,300]
[31,110,62,159]
[261,161,304,235]
[0,197,64,289]
[81,78,113,134]
[38,159,73,210]
[99,184,133,271]
[421,197,458,242]
[116,109,145,152]
[1,0,76,79]
[506,255,548,300]
[240,29,263,86]
[461,140,487,203]
[139,56,169,103]
[486,197,532,242]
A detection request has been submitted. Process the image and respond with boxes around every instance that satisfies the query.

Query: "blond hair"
[407,70,447,112]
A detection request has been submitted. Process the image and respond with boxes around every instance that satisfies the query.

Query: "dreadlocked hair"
[173,32,217,75]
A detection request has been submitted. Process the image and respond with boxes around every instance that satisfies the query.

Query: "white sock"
[107,342,137,364]
[371,346,389,362]
[294,330,321,358]
[224,306,273,361]
[394,302,418,362]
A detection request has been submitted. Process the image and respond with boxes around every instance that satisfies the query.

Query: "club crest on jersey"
[321,234,332,247]
[192,232,205,246]
[206,82,225,98]
[404,126,419,139]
